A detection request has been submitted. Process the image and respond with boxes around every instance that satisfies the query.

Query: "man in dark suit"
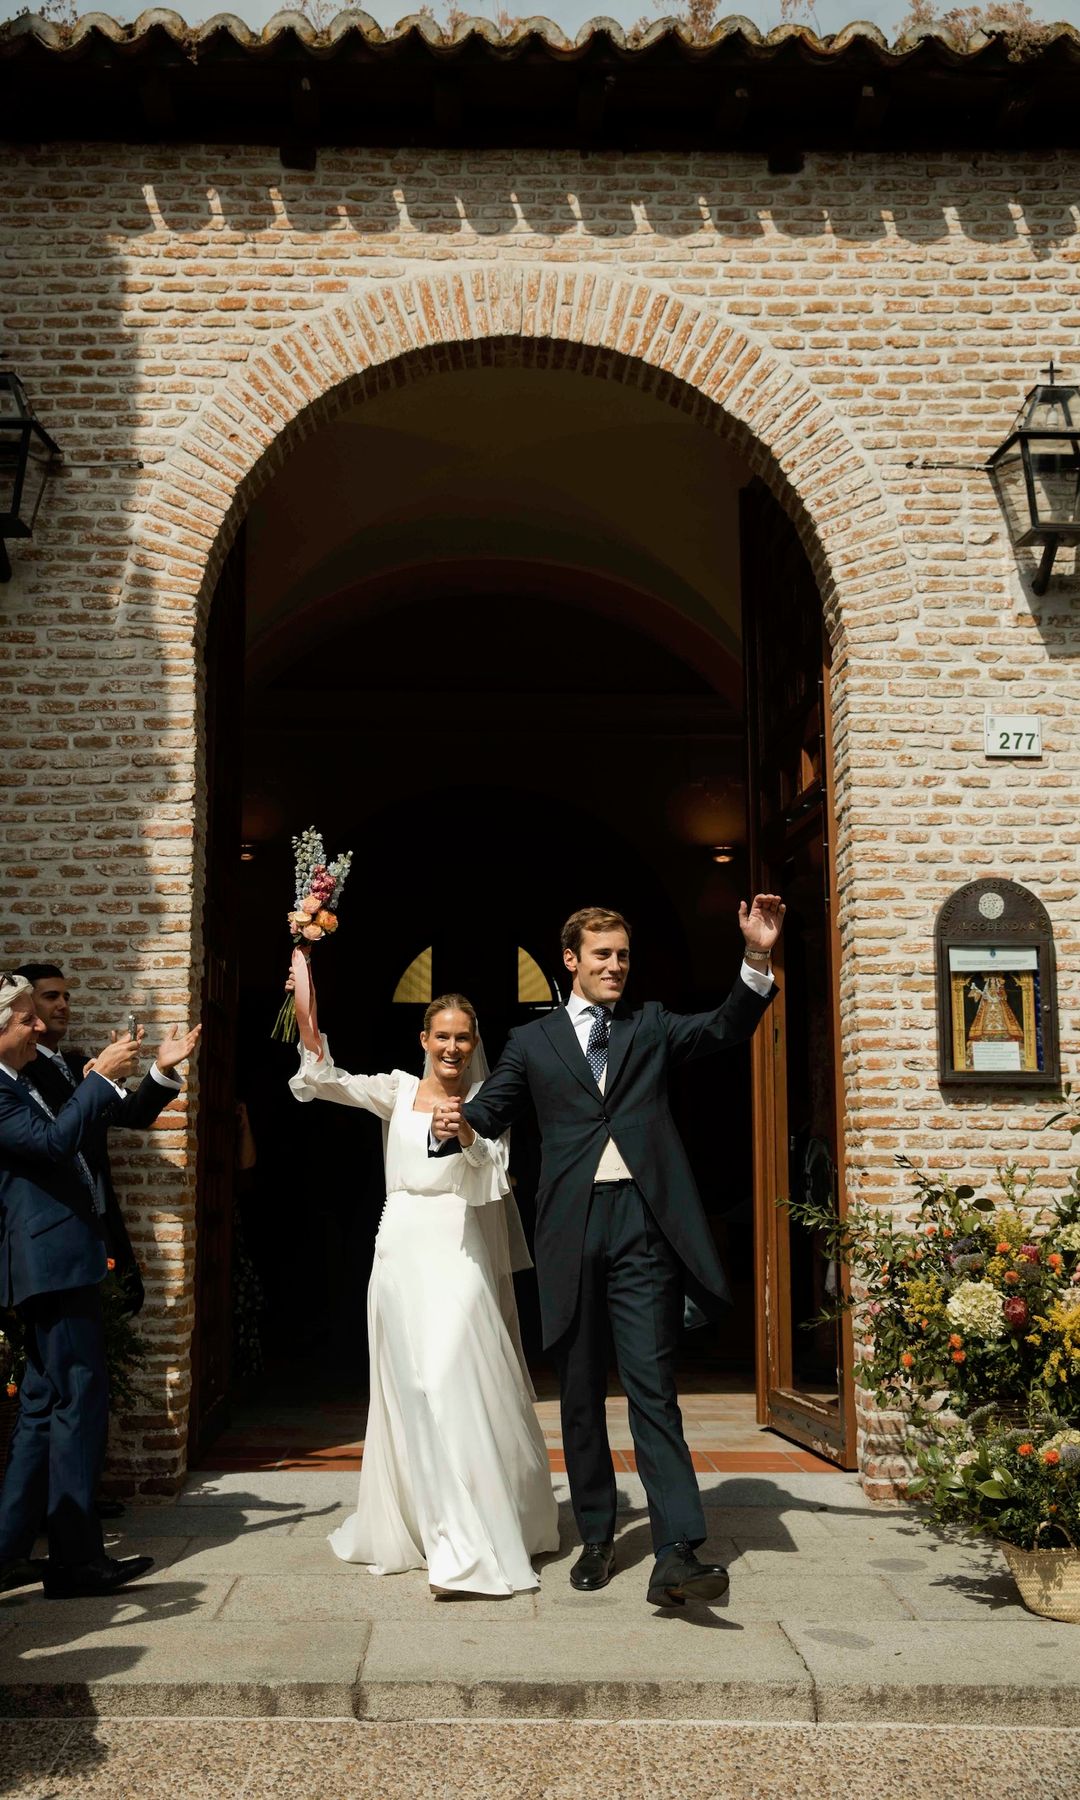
[0,971,199,1598]
[435,897,784,1609]
[14,962,180,1321]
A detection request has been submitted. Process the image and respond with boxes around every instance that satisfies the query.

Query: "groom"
[434,896,784,1609]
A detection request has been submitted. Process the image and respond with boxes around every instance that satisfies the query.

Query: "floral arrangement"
[271,826,352,1045]
[908,1408,1080,1551]
[787,1154,1080,1424]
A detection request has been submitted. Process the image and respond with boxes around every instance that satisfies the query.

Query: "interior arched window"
[391,947,555,1006]
[518,948,555,1005]
[392,946,432,1005]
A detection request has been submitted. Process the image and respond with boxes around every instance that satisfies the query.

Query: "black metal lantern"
[988,362,1080,594]
[0,370,61,581]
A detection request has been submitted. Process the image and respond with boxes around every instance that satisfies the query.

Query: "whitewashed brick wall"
[2,144,1077,1493]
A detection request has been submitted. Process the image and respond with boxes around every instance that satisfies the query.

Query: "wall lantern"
[0,370,61,582]
[988,361,1080,595]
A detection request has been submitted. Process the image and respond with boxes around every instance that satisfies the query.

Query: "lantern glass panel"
[1026,436,1080,534]
[0,422,27,526]
[991,437,1034,545]
[1023,387,1079,433]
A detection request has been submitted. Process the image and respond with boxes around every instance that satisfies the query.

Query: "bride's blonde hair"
[422,993,478,1039]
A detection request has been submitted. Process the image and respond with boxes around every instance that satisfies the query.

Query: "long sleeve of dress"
[288,1034,399,1120]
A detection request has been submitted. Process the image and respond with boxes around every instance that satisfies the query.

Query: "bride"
[288,973,559,1596]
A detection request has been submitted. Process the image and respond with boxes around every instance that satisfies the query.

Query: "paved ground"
[2,1719,1080,1800]
[2,1467,1079,1730]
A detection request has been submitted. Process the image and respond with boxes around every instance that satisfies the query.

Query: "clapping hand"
[86,1031,143,1084]
[153,1023,202,1074]
[739,893,786,957]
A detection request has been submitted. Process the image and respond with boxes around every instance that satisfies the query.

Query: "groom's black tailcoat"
[462,974,774,1350]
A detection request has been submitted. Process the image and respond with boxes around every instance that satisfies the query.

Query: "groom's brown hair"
[560,908,631,958]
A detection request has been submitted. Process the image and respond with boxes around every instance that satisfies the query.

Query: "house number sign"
[984,714,1042,758]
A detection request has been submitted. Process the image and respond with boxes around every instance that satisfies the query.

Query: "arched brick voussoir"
[143,265,913,638]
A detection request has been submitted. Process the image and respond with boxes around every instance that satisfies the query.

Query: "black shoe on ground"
[646,1540,729,1608]
[95,1497,126,1520]
[0,1557,47,1594]
[43,1554,154,1600]
[569,1541,615,1591]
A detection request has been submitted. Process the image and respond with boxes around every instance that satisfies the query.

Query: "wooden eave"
[2,11,1080,154]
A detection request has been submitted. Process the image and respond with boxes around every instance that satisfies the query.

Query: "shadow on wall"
[133,161,1080,258]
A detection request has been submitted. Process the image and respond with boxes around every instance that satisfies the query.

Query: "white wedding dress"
[289,1037,559,1594]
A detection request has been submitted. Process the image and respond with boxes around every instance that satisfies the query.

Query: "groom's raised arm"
[461,1032,531,1141]
[660,972,776,1071]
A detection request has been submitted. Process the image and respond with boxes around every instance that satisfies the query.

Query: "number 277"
[998,731,1038,752]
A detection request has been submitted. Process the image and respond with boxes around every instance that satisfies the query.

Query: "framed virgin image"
[934,879,1059,1088]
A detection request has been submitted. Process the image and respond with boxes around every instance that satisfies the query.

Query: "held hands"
[739,893,787,959]
[431,1097,476,1148]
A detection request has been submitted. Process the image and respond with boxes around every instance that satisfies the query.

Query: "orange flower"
[106,1257,116,1272]
[943,1227,954,1239]
[1017,1443,1034,1456]
[301,924,324,942]
[1048,1253,1063,1270]
[5,1382,16,1399]
[951,1349,966,1364]
[948,1333,963,1349]
[996,1241,1011,1256]
[925,1225,937,1237]
[920,1318,929,1330]
[901,1352,915,1368]
[1004,1270,1020,1284]
[1043,1449,1061,1465]
[314,910,338,933]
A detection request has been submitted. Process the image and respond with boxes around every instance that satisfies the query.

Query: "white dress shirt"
[567,961,774,1184]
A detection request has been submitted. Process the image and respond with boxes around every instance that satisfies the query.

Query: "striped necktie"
[19,1074,103,1213]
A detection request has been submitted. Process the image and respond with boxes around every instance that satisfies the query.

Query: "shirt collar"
[34,1044,59,1061]
[566,991,614,1019]
[0,1060,21,1083]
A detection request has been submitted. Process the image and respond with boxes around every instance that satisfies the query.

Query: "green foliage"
[785,1136,1080,1426]
[907,1411,1080,1549]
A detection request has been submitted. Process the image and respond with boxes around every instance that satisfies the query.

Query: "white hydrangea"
[1054,1222,1080,1252]
[945,1279,1007,1340]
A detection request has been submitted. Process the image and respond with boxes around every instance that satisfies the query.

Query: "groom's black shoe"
[43,1554,154,1599]
[569,1541,615,1591]
[647,1540,729,1609]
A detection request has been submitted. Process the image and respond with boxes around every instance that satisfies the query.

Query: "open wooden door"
[741,481,856,1468]
[190,527,245,1458]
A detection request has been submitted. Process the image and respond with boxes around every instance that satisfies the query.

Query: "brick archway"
[144,264,912,649]
[152,264,913,1480]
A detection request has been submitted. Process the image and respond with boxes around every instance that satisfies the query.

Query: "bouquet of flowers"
[908,1408,1080,1551]
[271,826,352,1046]
[787,1154,1080,1425]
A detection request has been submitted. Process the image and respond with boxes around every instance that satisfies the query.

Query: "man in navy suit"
[0,972,199,1598]
[435,897,784,1610]
[14,961,179,1320]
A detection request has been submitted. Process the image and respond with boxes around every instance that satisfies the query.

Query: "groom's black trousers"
[556,1180,706,1554]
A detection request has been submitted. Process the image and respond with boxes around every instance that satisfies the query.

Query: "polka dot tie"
[585,1004,610,1084]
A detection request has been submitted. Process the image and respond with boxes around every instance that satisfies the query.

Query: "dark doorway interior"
[209,573,756,1441]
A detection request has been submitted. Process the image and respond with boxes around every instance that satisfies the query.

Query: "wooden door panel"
[190,529,245,1458]
[741,482,855,1468]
